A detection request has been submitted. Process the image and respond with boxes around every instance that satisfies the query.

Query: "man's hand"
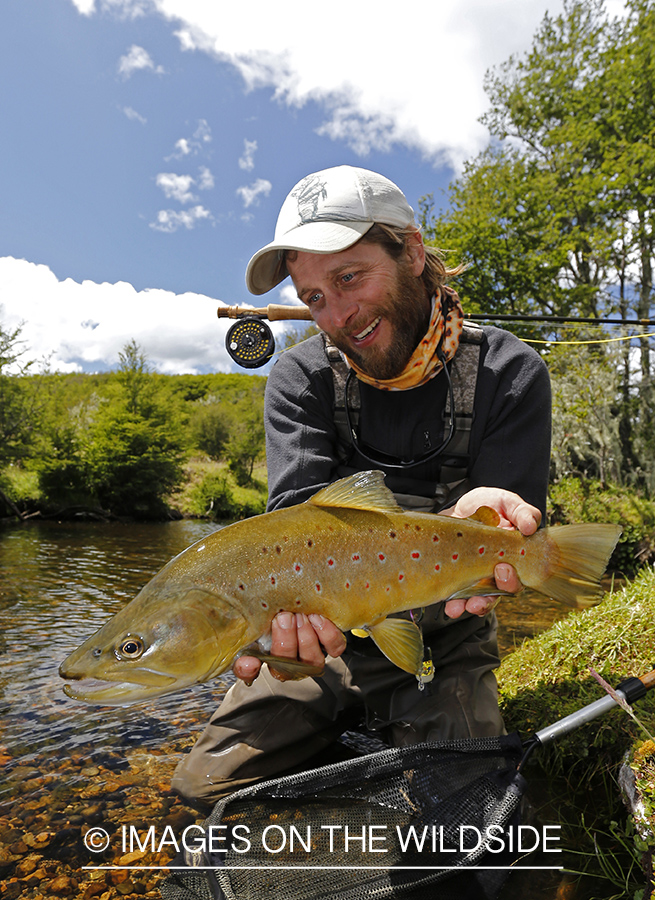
[441,487,542,619]
[233,612,347,684]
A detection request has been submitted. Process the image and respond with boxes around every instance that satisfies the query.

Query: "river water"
[0,519,572,899]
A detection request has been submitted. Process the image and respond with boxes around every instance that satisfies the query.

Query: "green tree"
[224,396,266,486]
[0,317,39,465]
[86,341,187,516]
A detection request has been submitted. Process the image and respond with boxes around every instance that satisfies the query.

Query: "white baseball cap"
[245,165,416,295]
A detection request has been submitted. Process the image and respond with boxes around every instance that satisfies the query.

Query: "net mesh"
[161,734,526,900]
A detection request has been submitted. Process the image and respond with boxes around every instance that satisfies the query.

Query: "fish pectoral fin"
[467,506,501,527]
[446,576,518,601]
[245,649,324,680]
[360,617,424,677]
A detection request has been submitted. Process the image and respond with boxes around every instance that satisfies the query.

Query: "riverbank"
[499,567,655,897]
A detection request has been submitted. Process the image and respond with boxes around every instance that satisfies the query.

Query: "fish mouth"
[62,673,180,706]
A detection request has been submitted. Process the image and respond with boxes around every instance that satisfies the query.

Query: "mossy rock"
[498,567,655,776]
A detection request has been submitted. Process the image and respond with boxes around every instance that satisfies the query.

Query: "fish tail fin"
[539,524,622,608]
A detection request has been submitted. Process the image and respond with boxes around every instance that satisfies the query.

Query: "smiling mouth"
[353,317,381,343]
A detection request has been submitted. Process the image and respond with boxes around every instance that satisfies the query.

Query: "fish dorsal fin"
[468,506,501,527]
[308,471,403,514]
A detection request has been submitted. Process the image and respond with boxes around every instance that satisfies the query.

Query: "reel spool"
[225,317,275,369]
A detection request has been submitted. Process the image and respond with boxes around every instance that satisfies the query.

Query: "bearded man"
[172,166,551,810]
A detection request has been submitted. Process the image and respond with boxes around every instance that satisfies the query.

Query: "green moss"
[498,568,655,774]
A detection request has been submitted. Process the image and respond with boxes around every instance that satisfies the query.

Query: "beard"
[328,264,432,381]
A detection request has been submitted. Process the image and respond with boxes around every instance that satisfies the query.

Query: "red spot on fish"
[520,548,526,556]
[295,599,301,605]
[452,554,459,561]
[345,581,351,589]
[498,550,505,558]
[315,583,322,592]
[386,585,391,592]
[294,563,302,573]
[352,553,361,562]
[478,547,485,555]
[399,573,405,581]
[270,576,276,585]
[239,583,246,591]
[327,558,335,567]
[435,564,441,572]
[378,553,386,562]
[432,535,440,543]
[365,582,370,589]
[261,601,268,608]
[411,551,420,560]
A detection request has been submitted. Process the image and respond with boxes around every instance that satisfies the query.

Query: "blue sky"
[0,0,627,375]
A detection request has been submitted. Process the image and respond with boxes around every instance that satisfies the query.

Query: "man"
[172,165,551,810]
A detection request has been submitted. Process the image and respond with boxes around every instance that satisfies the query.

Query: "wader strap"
[324,323,483,508]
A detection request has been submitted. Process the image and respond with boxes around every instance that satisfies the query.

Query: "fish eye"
[116,637,145,660]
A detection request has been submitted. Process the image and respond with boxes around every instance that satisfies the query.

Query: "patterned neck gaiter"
[345,286,464,391]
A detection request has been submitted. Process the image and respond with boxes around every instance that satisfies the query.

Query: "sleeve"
[264,340,341,511]
[467,333,551,519]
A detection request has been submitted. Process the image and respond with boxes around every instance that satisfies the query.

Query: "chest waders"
[324,322,484,513]
[324,324,485,686]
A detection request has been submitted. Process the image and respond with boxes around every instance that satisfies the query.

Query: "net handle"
[532,666,655,749]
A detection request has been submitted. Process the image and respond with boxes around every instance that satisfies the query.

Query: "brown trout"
[60,471,621,705]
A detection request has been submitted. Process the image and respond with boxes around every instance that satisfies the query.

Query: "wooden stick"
[217,304,313,321]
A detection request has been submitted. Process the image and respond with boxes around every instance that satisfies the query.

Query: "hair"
[276,223,466,296]
[358,223,467,296]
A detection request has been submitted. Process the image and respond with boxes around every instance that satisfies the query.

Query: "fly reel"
[225,317,275,369]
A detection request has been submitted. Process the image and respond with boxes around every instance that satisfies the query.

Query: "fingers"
[444,563,523,619]
[234,612,347,685]
[445,487,541,535]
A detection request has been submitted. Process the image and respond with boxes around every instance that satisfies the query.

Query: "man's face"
[287,237,431,381]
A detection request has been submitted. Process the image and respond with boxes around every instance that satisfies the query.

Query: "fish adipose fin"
[541,524,622,608]
[468,506,501,527]
[351,617,424,677]
[308,471,402,514]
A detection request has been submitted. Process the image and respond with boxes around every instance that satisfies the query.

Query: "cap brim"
[245,220,374,295]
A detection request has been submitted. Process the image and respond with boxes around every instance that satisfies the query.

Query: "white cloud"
[166,119,212,160]
[156,172,197,204]
[238,139,258,171]
[197,166,214,190]
[237,178,272,208]
[122,105,147,124]
[117,44,165,79]
[0,256,271,374]
[149,205,212,232]
[90,0,627,169]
